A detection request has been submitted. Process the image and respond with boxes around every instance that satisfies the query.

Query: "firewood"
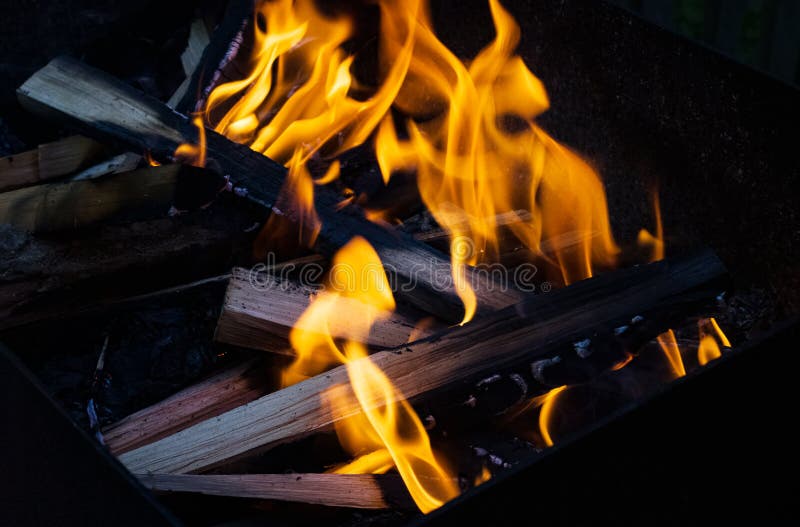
[0,199,256,330]
[118,250,727,474]
[70,152,142,181]
[0,164,180,233]
[138,473,414,510]
[17,57,524,323]
[168,18,213,109]
[173,0,254,115]
[0,135,105,192]
[214,268,442,353]
[104,359,271,455]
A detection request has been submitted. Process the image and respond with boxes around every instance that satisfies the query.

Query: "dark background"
[610,0,800,86]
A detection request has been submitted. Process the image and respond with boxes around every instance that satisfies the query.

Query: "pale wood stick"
[214,268,442,353]
[138,473,414,509]
[0,164,180,232]
[118,251,726,474]
[104,359,271,455]
[0,135,105,192]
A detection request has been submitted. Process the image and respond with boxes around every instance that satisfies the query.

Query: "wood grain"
[118,251,726,474]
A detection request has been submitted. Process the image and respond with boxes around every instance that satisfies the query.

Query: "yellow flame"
[374,0,619,319]
[287,237,458,512]
[174,115,206,167]
[535,385,567,447]
[656,329,686,378]
[697,318,730,366]
[637,189,665,262]
[474,465,491,487]
[198,0,622,325]
[708,317,731,348]
[697,335,721,366]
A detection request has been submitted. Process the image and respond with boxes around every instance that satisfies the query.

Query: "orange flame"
[287,237,458,512]
[697,317,730,366]
[656,329,686,378]
[533,385,567,447]
[637,189,665,262]
[174,115,206,167]
[200,0,622,324]
[374,0,619,319]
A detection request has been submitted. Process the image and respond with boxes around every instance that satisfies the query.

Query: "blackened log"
[118,250,727,474]
[173,0,254,115]
[18,57,524,322]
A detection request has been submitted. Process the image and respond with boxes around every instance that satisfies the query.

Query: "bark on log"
[138,473,414,510]
[17,57,524,323]
[117,250,727,474]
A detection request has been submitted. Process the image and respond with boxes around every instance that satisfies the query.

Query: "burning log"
[214,226,592,354]
[215,268,443,353]
[117,250,727,474]
[173,0,254,115]
[138,473,414,510]
[17,57,524,323]
[103,359,271,455]
[0,135,105,192]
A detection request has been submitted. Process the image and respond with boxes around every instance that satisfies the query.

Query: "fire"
[638,190,665,262]
[520,385,569,448]
[183,0,715,508]
[174,115,206,167]
[697,317,730,366]
[198,0,621,324]
[373,0,619,319]
[656,329,686,378]
[287,237,458,512]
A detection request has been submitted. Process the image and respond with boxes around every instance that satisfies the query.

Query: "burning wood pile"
[2,0,758,522]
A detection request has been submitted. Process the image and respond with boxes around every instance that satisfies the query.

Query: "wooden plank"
[0,164,180,233]
[138,473,414,510]
[104,359,271,455]
[17,57,525,322]
[0,135,105,192]
[117,251,727,474]
[214,268,442,353]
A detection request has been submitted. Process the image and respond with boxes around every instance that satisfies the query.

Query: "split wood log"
[118,250,727,474]
[174,0,254,115]
[104,359,272,455]
[0,164,180,233]
[214,268,443,353]
[0,135,105,192]
[0,199,257,330]
[214,227,592,354]
[17,57,524,323]
[70,152,142,181]
[138,473,414,510]
[168,18,213,109]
